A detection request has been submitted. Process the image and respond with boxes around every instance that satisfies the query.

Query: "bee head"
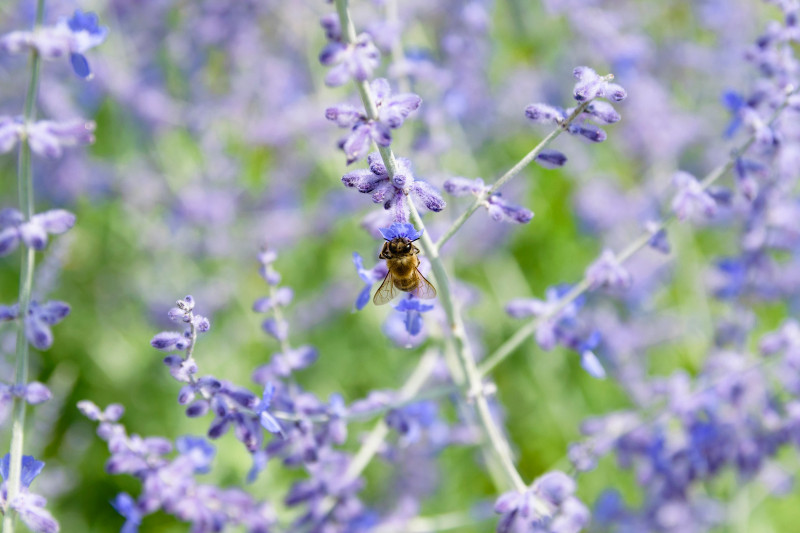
[389,237,413,254]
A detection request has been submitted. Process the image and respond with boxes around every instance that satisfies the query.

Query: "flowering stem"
[434,99,593,251]
[333,0,527,493]
[314,350,438,524]
[4,2,45,532]
[477,87,797,378]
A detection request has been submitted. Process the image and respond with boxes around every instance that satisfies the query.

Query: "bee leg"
[378,242,390,259]
[412,245,420,254]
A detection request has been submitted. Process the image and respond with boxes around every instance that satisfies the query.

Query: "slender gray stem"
[477,88,796,377]
[4,2,45,532]
[434,99,593,251]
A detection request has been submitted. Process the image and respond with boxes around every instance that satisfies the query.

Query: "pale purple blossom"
[443,176,534,224]
[585,249,632,290]
[0,10,107,79]
[325,79,421,164]
[319,32,380,87]
[671,171,717,220]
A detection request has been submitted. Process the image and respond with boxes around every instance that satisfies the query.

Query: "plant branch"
[434,99,593,251]
[4,2,45,532]
[477,87,797,377]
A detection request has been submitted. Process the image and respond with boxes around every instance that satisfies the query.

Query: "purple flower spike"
[671,171,717,221]
[585,249,632,290]
[378,222,423,241]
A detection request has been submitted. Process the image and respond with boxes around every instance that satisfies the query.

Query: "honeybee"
[373,234,437,306]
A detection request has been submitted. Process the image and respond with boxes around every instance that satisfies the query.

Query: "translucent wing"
[373,271,397,306]
[413,269,437,300]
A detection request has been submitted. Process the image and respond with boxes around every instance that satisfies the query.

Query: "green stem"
[333,0,527,494]
[4,2,45,532]
[434,99,593,251]
[477,88,796,378]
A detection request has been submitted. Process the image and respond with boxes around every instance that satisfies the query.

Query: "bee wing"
[413,269,437,300]
[373,271,397,306]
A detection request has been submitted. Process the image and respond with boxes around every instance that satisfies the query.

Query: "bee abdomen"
[394,276,418,292]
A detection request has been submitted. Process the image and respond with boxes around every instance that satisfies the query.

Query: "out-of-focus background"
[1,0,797,531]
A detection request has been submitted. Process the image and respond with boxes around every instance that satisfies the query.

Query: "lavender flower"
[352,252,388,310]
[0,382,51,425]
[0,454,58,533]
[342,153,445,221]
[572,66,627,102]
[0,208,76,254]
[79,402,276,532]
[0,119,95,158]
[326,78,421,163]
[0,300,70,350]
[443,177,534,224]
[394,295,435,336]
[318,25,380,87]
[585,249,632,290]
[0,10,107,79]
[671,171,717,220]
[494,471,587,533]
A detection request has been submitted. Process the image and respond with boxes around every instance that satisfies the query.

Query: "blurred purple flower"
[0,300,70,350]
[672,171,717,221]
[0,454,58,533]
[319,30,380,87]
[352,252,388,310]
[394,296,435,336]
[0,10,107,79]
[326,79,421,164]
[0,208,76,255]
[585,249,632,290]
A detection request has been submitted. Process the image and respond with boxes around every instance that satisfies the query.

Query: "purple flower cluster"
[525,67,627,144]
[77,401,275,532]
[318,15,379,87]
[342,152,445,222]
[326,78,421,164]
[0,300,70,350]
[506,286,606,379]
